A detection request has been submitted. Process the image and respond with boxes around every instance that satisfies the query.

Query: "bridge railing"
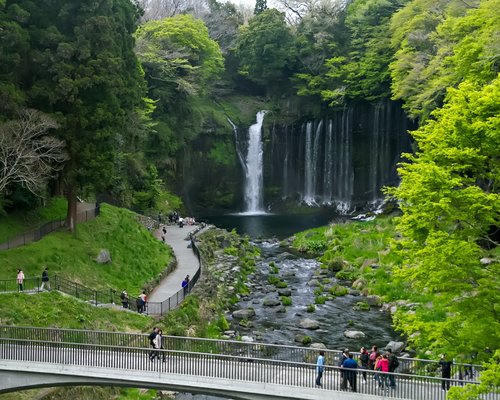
[0,337,494,399]
[0,325,482,381]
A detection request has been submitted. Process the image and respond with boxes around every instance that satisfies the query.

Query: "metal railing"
[0,206,100,251]
[0,334,495,399]
[0,234,202,317]
[0,325,484,383]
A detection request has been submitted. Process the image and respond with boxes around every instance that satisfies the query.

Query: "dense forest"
[0,0,498,397]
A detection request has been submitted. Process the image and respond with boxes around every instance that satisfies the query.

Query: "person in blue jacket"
[342,353,358,392]
[316,351,325,387]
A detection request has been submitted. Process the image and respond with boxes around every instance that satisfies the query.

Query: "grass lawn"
[0,291,153,331]
[0,203,173,298]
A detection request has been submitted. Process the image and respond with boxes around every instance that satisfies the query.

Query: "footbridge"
[0,326,492,400]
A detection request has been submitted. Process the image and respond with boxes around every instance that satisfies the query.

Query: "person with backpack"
[120,289,129,309]
[387,348,399,389]
[359,346,370,383]
[148,327,158,360]
[40,267,51,291]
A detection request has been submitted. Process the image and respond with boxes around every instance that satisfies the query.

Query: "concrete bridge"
[1,327,490,400]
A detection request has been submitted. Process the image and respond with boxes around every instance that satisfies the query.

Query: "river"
[179,213,397,400]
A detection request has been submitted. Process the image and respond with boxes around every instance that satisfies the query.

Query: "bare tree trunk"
[66,184,77,233]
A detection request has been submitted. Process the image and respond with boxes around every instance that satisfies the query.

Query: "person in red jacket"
[376,354,390,390]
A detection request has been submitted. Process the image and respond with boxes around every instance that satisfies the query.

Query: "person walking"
[316,351,325,387]
[16,269,25,291]
[40,267,51,291]
[120,289,129,309]
[439,354,453,391]
[359,346,369,383]
[341,353,358,392]
[151,329,165,362]
[181,275,190,296]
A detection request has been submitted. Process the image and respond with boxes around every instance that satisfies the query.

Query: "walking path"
[148,224,200,303]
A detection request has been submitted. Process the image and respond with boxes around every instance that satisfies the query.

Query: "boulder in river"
[263,296,281,307]
[299,318,320,330]
[232,308,256,319]
[385,341,406,354]
[277,288,292,296]
[344,330,366,339]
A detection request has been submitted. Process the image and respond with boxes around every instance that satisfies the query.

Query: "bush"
[315,295,327,304]
[280,296,292,306]
[307,304,316,313]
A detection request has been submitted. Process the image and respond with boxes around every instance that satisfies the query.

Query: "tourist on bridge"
[151,329,165,362]
[16,269,25,291]
[341,353,358,392]
[368,345,379,371]
[375,354,390,390]
[40,267,51,291]
[439,354,453,391]
[359,346,369,383]
[339,349,349,390]
[148,327,158,360]
[387,348,399,389]
[315,351,325,387]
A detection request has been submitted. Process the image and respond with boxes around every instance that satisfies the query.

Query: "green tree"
[235,8,295,91]
[254,0,268,15]
[387,77,500,358]
[135,14,224,170]
[390,0,499,121]
[4,0,147,231]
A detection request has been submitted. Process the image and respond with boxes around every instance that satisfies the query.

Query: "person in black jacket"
[439,354,453,390]
[40,267,51,291]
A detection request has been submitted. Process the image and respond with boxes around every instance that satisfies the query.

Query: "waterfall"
[243,111,267,213]
[303,121,314,204]
[323,120,333,203]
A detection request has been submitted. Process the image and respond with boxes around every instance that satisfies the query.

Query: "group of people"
[148,326,166,362]
[120,289,148,313]
[15,267,51,292]
[316,345,400,392]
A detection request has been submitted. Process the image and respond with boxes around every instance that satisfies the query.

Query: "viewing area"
[0,326,493,400]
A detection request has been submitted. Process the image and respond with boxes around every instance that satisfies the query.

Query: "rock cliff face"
[177,99,413,214]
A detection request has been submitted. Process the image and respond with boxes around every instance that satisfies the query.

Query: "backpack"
[120,292,126,300]
[390,355,400,369]
[148,331,156,344]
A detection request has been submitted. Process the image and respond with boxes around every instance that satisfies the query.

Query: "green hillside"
[0,203,173,296]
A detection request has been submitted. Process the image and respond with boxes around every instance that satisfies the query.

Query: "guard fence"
[0,331,496,399]
[0,325,484,383]
[0,234,201,317]
[0,206,100,251]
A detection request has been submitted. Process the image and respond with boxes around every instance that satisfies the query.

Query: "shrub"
[280,296,292,306]
[307,304,316,313]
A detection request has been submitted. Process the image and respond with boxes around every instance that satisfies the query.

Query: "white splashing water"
[243,111,267,214]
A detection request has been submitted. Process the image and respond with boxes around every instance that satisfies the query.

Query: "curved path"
[148,224,200,303]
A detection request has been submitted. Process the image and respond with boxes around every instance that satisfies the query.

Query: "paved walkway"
[148,224,200,303]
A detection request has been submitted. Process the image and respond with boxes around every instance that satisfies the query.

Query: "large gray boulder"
[344,330,366,339]
[299,318,320,330]
[95,249,111,264]
[278,288,292,296]
[263,296,281,307]
[232,308,256,319]
[385,341,406,354]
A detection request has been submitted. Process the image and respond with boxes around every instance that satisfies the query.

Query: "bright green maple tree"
[387,77,500,361]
